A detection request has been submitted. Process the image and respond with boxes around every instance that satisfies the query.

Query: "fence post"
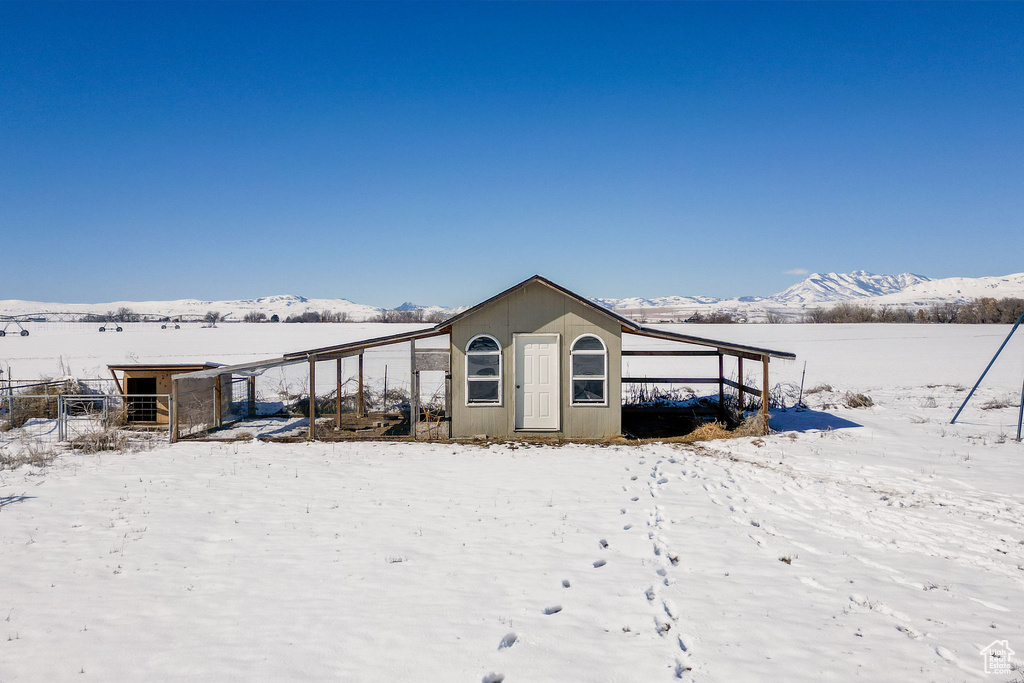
[718,352,725,419]
[410,341,418,440]
[737,357,745,413]
[335,358,342,428]
[214,374,223,428]
[761,355,770,436]
[58,394,64,442]
[358,352,365,417]
[247,376,256,418]
[308,356,316,441]
[171,380,179,443]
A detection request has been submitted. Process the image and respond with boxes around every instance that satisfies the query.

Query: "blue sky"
[2,2,1021,307]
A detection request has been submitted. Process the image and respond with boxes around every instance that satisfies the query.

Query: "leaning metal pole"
[951,312,1024,425]
[1017,371,1024,442]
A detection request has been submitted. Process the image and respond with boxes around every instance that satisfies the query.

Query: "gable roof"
[441,274,640,330]
[441,275,795,360]
[177,275,794,380]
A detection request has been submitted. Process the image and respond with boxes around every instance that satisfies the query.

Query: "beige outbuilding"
[171,275,795,441]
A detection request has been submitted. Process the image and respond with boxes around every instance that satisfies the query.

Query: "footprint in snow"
[599,539,608,549]
[895,624,922,639]
[482,673,505,683]
[623,523,632,530]
[562,579,571,588]
[593,559,607,568]
[544,605,563,615]
[631,496,639,502]
[631,475,638,481]
[498,632,518,649]
[674,657,693,679]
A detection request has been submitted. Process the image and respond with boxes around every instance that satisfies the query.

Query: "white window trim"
[570,333,608,407]
[465,333,502,406]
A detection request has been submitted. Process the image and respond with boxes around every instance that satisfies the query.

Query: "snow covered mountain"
[770,271,931,304]
[595,271,930,311]
[870,272,1024,307]
[594,271,1023,322]
[0,294,384,322]
[2,271,1021,324]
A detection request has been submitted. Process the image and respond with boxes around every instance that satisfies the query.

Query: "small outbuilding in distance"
[171,275,795,441]
[108,363,229,425]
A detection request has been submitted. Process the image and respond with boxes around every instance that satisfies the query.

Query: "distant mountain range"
[595,271,1024,321]
[1,272,1022,323]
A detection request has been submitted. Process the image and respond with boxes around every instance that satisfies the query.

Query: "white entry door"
[515,334,560,430]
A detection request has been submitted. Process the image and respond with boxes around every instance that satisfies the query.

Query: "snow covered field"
[1,323,1023,681]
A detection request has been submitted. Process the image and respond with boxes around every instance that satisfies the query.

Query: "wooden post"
[335,357,342,429]
[358,352,365,417]
[409,341,418,440]
[247,376,256,418]
[214,374,222,428]
[717,352,725,419]
[444,371,452,439]
[761,355,770,435]
[171,379,179,442]
[737,357,744,414]
[308,356,316,441]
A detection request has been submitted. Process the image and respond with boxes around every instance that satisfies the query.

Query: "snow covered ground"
[1,323,1023,681]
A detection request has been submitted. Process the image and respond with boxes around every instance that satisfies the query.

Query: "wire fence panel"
[0,393,171,467]
[168,340,453,440]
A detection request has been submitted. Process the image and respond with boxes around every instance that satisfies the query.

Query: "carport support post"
[358,352,365,417]
[717,352,725,419]
[409,341,418,440]
[335,357,342,428]
[247,376,256,418]
[171,379,179,443]
[761,355,770,436]
[737,357,745,413]
[308,356,316,441]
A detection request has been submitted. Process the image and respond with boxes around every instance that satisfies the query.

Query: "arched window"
[466,334,502,404]
[571,334,607,405]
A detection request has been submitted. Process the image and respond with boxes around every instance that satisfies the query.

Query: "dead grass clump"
[980,397,1019,410]
[684,421,732,441]
[805,384,833,395]
[0,439,60,470]
[667,415,767,443]
[843,392,874,409]
[69,430,132,454]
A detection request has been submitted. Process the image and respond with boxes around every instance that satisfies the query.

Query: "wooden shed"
[109,363,227,425]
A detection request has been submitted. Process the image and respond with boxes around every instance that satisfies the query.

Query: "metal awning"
[627,325,796,361]
[173,356,298,380]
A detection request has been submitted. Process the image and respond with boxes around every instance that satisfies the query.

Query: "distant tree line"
[78,307,141,323]
[685,311,740,324]
[802,297,1024,324]
[370,309,448,323]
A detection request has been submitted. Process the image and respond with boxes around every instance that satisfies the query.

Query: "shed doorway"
[514,334,560,430]
[126,377,158,422]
